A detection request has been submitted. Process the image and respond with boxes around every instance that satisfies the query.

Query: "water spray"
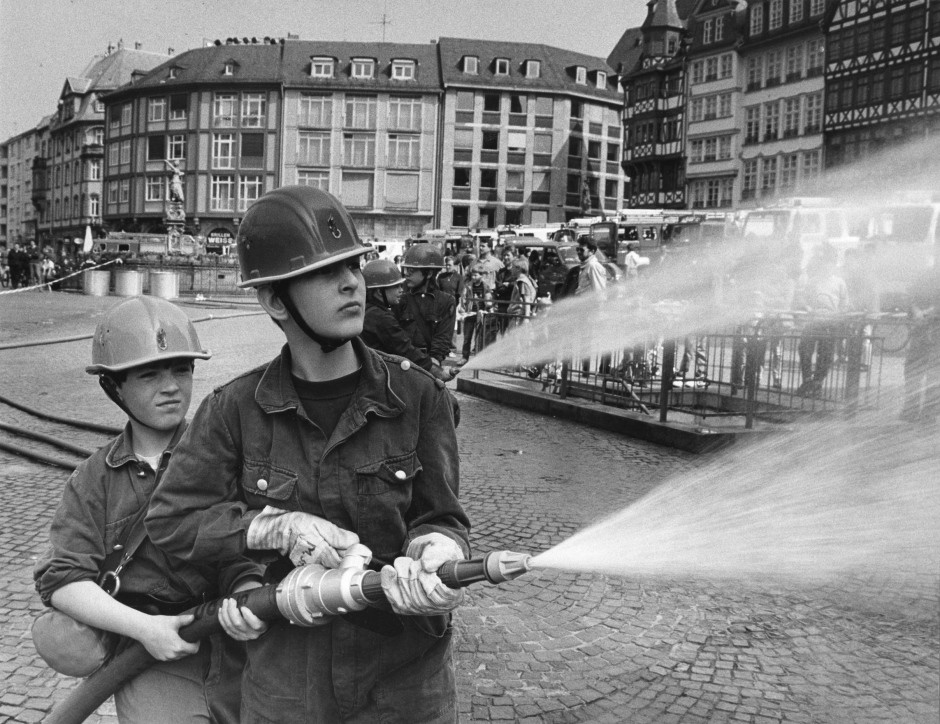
[46,549,533,724]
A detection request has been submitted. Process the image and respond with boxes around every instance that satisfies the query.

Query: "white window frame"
[691,60,704,85]
[345,96,377,129]
[119,178,129,203]
[387,134,420,169]
[223,62,235,76]
[790,1,804,22]
[89,159,101,180]
[146,175,163,201]
[168,134,186,161]
[238,175,263,211]
[715,15,725,41]
[343,133,376,167]
[703,18,714,44]
[388,96,422,131]
[299,94,332,127]
[596,71,607,89]
[463,56,479,74]
[88,194,100,218]
[211,175,235,211]
[494,58,510,76]
[750,4,764,35]
[526,60,541,78]
[297,170,329,189]
[720,53,733,79]
[119,140,131,165]
[769,0,783,31]
[311,56,335,78]
[575,66,587,84]
[121,103,132,129]
[148,97,166,122]
[298,131,331,166]
[241,93,266,128]
[810,0,825,15]
[391,60,415,81]
[213,133,236,169]
[213,93,237,127]
[351,58,375,79]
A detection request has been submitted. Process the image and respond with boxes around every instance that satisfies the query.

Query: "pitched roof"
[81,48,171,92]
[643,0,684,29]
[607,27,645,74]
[437,37,620,99]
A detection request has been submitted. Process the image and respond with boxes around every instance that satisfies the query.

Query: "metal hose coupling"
[275,549,533,627]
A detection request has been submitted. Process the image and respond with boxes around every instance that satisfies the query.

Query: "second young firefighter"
[147,186,470,723]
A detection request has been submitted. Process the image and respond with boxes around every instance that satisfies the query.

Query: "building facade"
[825,0,940,168]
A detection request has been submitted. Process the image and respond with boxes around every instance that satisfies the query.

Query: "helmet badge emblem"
[156,328,168,351]
[327,215,343,239]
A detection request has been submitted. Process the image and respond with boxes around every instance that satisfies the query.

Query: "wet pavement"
[1,290,937,723]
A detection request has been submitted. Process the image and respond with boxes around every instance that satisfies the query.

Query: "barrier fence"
[462,304,913,428]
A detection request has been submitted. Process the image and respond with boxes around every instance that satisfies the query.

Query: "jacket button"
[257,478,269,491]
[400,360,411,371]
[394,470,407,480]
[113,544,124,551]
[137,469,146,477]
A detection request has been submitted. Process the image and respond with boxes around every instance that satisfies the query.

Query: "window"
[568,137,582,157]
[452,206,469,226]
[241,93,266,128]
[454,129,473,148]
[483,93,500,112]
[170,94,187,120]
[703,18,715,44]
[214,93,237,127]
[810,0,825,15]
[790,1,803,22]
[240,133,264,168]
[691,61,704,85]
[89,159,101,180]
[805,93,822,132]
[389,96,422,130]
[575,66,587,84]
[108,143,119,168]
[763,101,779,140]
[533,171,550,191]
[802,150,820,180]
[387,134,420,168]
[715,15,725,41]
[168,67,178,80]
[786,46,804,79]
[783,97,801,136]
[147,135,166,161]
[351,58,375,79]
[299,94,333,127]
[750,3,764,34]
[588,140,601,159]
[148,97,166,122]
[108,182,118,205]
[596,71,607,89]
[119,140,131,165]
[345,96,377,128]
[223,62,235,76]
[456,90,474,111]
[745,106,761,143]
[213,133,236,169]
[88,194,99,217]
[298,131,330,166]
[690,97,704,122]
[526,60,541,78]
[146,175,163,201]
[239,175,263,211]
[761,157,777,191]
[494,58,510,76]
[343,133,375,166]
[311,56,334,78]
[481,130,499,150]
[705,56,719,80]
[719,93,732,117]
[533,133,552,154]
[211,175,235,210]
[298,170,329,189]
[121,103,131,129]
[480,169,497,188]
[571,99,583,119]
[506,170,524,190]
[385,172,419,210]
[766,51,783,85]
[720,53,733,78]
[781,154,799,188]
[606,143,619,162]
[168,134,186,160]
[341,171,373,208]
[119,179,129,203]
[462,56,479,74]
[806,39,824,73]
[453,167,471,187]
[769,0,783,30]
[391,60,415,80]
[747,56,762,88]
[92,127,104,145]
[507,130,527,152]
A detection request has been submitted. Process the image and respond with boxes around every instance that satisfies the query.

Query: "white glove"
[381,533,466,616]
[247,506,360,568]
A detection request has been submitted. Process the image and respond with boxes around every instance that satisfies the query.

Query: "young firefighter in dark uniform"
[146,186,471,723]
[34,296,262,724]
[397,243,458,369]
[360,257,455,382]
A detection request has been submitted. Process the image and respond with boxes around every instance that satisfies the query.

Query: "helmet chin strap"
[274,282,351,354]
[99,375,145,426]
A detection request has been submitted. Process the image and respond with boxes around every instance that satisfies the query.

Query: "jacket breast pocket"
[240,459,298,506]
[355,451,422,496]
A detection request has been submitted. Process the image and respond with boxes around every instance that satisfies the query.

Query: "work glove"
[430,364,460,382]
[247,506,361,568]
[381,533,466,616]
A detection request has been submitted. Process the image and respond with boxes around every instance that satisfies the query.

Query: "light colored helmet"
[86,296,210,375]
[362,258,405,289]
[401,243,444,270]
[236,185,369,288]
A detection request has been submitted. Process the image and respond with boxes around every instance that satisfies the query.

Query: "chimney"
[134,42,142,50]
[106,42,114,55]
[168,47,174,54]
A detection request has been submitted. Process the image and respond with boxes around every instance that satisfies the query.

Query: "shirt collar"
[105,420,188,469]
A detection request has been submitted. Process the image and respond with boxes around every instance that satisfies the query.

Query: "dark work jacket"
[361,301,433,371]
[397,281,457,363]
[146,339,470,717]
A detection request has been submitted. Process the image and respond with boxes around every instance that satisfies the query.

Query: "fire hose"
[46,549,531,724]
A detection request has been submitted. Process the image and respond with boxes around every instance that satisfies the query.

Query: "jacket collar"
[105,420,189,469]
[255,339,405,422]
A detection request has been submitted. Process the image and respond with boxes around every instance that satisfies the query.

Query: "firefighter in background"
[397,243,459,376]
[361,258,456,382]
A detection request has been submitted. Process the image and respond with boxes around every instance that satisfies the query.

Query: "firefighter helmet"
[236,185,369,288]
[86,296,211,375]
[401,243,444,270]
[362,258,405,289]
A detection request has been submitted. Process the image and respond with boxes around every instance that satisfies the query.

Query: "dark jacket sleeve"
[362,305,433,371]
[428,294,456,362]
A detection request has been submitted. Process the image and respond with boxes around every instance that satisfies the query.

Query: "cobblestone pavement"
[1,291,937,723]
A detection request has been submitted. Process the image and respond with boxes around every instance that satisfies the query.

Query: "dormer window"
[595,71,607,89]
[575,66,587,84]
[223,61,236,76]
[494,58,510,76]
[311,56,335,78]
[169,67,178,80]
[525,60,541,78]
[391,59,416,81]
[351,58,375,79]
[462,56,479,74]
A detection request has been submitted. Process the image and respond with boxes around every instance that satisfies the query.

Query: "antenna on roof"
[372,0,392,42]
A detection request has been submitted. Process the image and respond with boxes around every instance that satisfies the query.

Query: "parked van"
[740,202,860,268]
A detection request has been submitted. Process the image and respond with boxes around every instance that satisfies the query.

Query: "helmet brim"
[86,350,212,375]
[237,247,369,288]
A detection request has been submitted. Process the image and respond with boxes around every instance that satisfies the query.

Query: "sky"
[0,0,646,141]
